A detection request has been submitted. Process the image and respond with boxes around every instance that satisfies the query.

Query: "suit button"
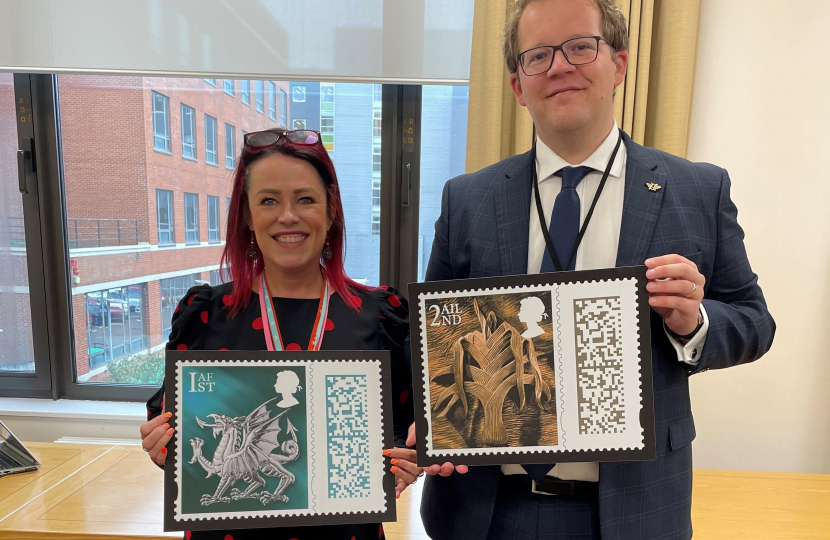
[691,349,698,359]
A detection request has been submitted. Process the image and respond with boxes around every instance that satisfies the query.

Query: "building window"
[223,79,234,96]
[85,285,148,368]
[204,78,217,86]
[208,195,220,242]
[293,119,306,130]
[209,270,224,286]
[180,103,196,160]
[279,88,287,126]
[241,80,250,105]
[320,83,335,154]
[373,109,382,138]
[372,177,381,207]
[372,146,381,174]
[373,83,382,102]
[160,274,199,340]
[255,80,264,113]
[205,114,218,165]
[293,86,306,102]
[151,91,171,153]
[371,210,380,236]
[268,82,277,121]
[224,123,235,169]
[156,189,174,245]
[184,193,200,244]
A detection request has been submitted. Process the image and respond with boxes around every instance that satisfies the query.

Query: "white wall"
[686,0,830,474]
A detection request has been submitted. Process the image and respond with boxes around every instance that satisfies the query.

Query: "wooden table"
[1,443,827,539]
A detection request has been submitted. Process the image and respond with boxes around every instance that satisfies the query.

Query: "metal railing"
[8,217,140,248]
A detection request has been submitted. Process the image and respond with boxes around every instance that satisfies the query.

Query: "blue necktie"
[539,166,594,273]
[525,165,592,483]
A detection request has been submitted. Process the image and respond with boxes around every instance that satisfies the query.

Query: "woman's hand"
[383,423,424,498]
[140,410,175,466]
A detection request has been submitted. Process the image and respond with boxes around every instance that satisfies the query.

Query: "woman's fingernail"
[390,466,400,474]
[164,412,173,419]
[390,459,399,466]
[167,428,175,435]
[382,449,391,456]
[151,457,156,462]
[396,493,401,499]
[160,447,167,454]
[163,423,170,429]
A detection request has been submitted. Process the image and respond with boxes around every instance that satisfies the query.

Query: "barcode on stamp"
[325,375,371,498]
[573,297,625,434]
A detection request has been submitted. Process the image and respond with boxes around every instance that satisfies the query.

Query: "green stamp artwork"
[180,365,308,514]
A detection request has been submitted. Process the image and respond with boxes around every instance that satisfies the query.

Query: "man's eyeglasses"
[244,129,321,150]
[518,36,606,76]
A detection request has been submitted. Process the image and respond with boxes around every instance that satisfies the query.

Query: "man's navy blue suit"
[419,132,775,540]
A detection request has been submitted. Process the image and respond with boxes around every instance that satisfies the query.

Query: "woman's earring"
[322,237,333,261]
[246,232,258,261]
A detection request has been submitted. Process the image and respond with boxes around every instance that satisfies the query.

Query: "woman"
[139,128,421,540]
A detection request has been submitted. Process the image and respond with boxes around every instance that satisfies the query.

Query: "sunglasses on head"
[243,129,321,149]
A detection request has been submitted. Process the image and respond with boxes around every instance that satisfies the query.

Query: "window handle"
[17,138,35,195]
[401,162,411,207]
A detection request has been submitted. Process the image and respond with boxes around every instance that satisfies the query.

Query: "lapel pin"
[646,183,661,192]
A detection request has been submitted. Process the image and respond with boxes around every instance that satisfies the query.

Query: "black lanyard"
[532,129,624,272]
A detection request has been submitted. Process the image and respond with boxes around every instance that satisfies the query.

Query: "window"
[151,91,170,152]
[268,82,276,120]
[160,274,199,340]
[184,193,199,244]
[241,80,250,105]
[320,83,335,154]
[255,80,264,113]
[373,109,382,137]
[293,119,306,130]
[209,270,224,286]
[205,114,217,165]
[208,195,220,242]
[372,177,381,207]
[223,79,234,96]
[180,103,196,160]
[204,78,216,86]
[293,86,306,102]
[224,123,235,169]
[156,189,174,245]
[85,285,148,370]
[371,210,380,236]
[373,84,382,102]
[280,88,287,126]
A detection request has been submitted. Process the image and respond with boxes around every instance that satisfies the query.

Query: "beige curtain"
[465,0,701,174]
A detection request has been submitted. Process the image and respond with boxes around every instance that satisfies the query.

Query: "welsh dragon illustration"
[189,397,300,507]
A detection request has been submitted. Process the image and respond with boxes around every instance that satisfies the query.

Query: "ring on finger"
[142,444,150,452]
[685,282,697,298]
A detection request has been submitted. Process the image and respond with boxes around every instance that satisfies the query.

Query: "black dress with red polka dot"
[146,282,413,540]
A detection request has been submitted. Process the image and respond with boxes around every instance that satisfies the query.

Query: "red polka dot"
[400,390,410,404]
[352,537,357,540]
[252,317,264,330]
[174,304,180,314]
[379,524,384,538]
[351,295,363,308]
[388,295,402,307]
[286,343,302,351]
[185,533,191,540]
[224,535,234,540]
[187,295,195,305]
[378,285,388,290]
[219,348,229,351]
[222,295,233,306]
[200,311,208,324]
[176,344,187,351]
[324,319,334,331]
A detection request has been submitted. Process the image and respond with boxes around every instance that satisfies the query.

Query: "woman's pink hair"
[220,128,370,317]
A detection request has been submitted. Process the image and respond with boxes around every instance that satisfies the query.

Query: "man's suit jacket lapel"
[615,133,667,267]
[494,150,534,276]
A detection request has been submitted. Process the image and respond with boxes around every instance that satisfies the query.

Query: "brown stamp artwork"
[425,291,558,449]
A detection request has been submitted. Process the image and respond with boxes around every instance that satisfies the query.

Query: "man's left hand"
[645,254,704,336]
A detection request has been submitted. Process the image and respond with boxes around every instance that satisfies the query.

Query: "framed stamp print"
[408,266,655,467]
[163,350,396,532]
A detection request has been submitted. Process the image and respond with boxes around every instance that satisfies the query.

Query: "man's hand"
[404,423,470,477]
[645,254,704,336]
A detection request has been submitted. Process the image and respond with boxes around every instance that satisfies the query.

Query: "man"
[416,0,775,538]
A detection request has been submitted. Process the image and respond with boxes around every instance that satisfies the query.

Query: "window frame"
[204,113,218,166]
[241,80,250,105]
[224,123,235,170]
[255,80,264,113]
[156,189,175,246]
[223,79,234,96]
[180,102,197,160]
[207,195,220,243]
[151,90,171,153]
[203,78,217,86]
[268,81,276,121]
[184,193,200,245]
[279,88,287,126]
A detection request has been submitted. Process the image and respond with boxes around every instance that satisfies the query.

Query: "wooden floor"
[0,442,827,539]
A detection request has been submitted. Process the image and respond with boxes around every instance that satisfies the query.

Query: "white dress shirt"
[501,122,709,482]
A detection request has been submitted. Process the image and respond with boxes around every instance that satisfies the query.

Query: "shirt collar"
[535,121,625,183]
